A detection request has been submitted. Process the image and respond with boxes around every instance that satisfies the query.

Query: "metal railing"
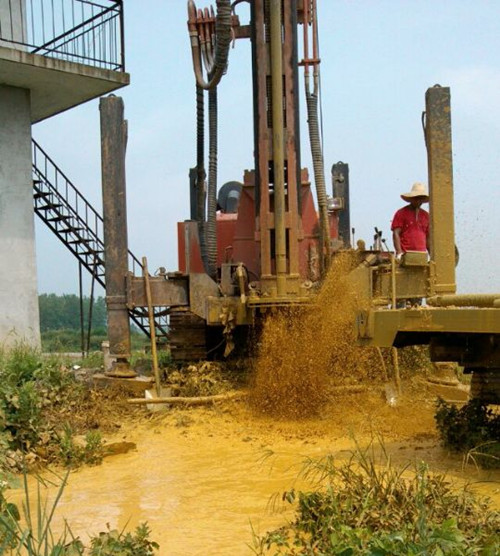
[0,0,124,70]
[32,139,170,340]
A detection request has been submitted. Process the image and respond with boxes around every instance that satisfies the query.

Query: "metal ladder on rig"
[32,139,169,341]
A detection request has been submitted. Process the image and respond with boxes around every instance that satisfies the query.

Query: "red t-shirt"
[391,205,429,252]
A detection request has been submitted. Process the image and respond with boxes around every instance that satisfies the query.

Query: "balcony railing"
[0,0,124,71]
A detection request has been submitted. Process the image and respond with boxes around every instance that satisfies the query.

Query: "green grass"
[0,345,105,469]
[252,439,500,555]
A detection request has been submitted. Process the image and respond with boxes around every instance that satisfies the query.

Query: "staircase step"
[87,257,105,265]
[47,215,71,223]
[32,139,168,340]
[67,237,92,245]
[37,203,64,211]
[34,191,49,200]
[58,226,85,234]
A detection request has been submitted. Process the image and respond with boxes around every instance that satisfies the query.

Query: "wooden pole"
[128,391,246,406]
[142,257,161,397]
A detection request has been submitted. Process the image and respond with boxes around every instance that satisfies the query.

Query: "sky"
[33,0,500,296]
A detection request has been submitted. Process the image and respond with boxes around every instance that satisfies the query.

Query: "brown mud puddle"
[10,390,500,555]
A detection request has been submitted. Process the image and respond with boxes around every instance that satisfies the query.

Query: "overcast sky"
[33,0,500,296]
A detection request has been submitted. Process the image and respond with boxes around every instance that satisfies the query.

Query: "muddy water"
[9,396,500,555]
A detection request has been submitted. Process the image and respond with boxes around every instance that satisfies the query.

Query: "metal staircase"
[32,139,169,341]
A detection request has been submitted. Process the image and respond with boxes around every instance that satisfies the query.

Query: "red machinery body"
[178,0,342,303]
[178,172,339,284]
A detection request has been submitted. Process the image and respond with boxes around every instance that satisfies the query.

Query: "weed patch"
[252,441,500,555]
[89,523,159,556]
[0,345,135,470]
[58,425,104,468]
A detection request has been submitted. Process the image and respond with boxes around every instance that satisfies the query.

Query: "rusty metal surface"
[251,0,303,297]
[425,86,456,295]
[205,296,253,326]
[270,0,287,296]
[100,96,132,364]
[126,275,188,308]
[168,310,208,362]
[358,307,500,347]
[331,162,350,248]
[189,272,220,320]
[427,294,500,308]
[373,265,429,301]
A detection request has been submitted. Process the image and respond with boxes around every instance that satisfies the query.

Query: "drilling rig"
[101,0,500,402]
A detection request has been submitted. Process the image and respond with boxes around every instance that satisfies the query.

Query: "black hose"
[306,85,330,274]
[196,83,208,270]
[206,84,218,279]
[187,0,230,277]
[188,0,232,91]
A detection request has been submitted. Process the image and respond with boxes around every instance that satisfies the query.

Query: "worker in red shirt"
[391,182,429,259]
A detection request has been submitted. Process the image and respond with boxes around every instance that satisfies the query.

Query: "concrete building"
[0,0,129,348]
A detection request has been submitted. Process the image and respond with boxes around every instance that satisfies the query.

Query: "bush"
[89,523,159,556]
[58,425,104,468]
[435,398,500,468]
[0,346,89,464]
[253,441,500,555]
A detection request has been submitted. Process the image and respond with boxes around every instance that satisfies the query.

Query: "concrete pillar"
[0,84,41,348]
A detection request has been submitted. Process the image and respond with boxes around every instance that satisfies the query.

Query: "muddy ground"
[9,376,500,555]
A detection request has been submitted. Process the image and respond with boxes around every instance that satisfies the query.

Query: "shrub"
[253,441,500,555]
[0,346,92,465]
[58,424,104,468]
[89,523,159,556]
[435,398,500,468]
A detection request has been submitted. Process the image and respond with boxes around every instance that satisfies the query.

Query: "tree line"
[38,294,145,352]
[39,293,107,332]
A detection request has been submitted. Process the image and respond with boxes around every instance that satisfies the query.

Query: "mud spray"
[251,254,381,419]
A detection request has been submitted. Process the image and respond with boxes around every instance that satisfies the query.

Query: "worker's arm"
[392,228,403,255]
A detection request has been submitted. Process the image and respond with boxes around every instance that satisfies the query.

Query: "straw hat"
[401,182,429,202]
